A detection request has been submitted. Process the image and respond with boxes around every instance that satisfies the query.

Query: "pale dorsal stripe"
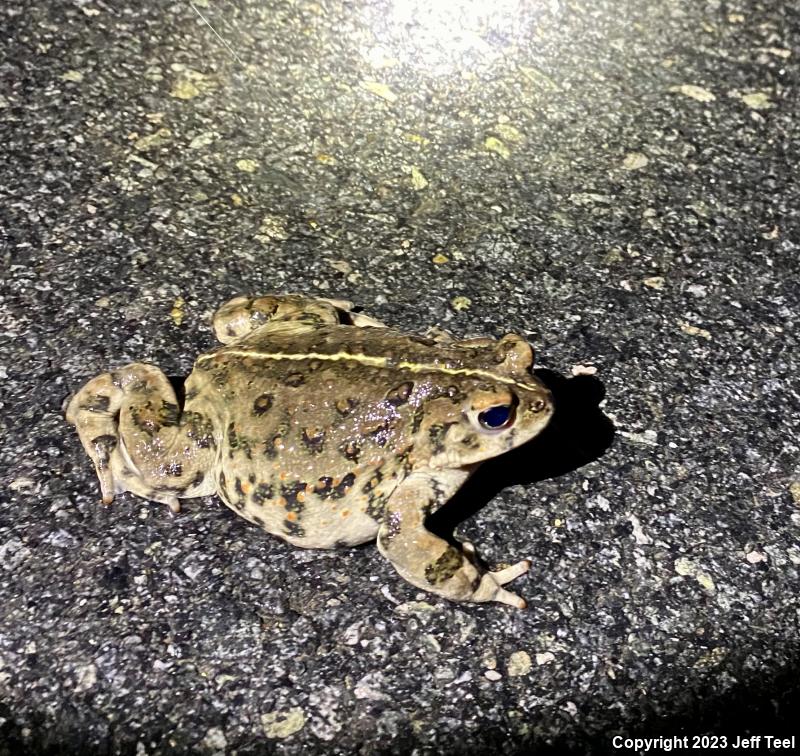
[196,348,541,392]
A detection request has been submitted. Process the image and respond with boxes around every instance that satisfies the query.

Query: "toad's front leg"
[377,471,531,608]
[66,363,217,511]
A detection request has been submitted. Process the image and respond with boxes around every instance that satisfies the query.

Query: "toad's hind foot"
[66,363,214,509]
[66,373,127,505]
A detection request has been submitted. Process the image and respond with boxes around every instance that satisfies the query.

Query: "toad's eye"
[477,404,515,430]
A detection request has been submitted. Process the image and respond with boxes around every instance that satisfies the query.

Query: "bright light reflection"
[365,0,553,76]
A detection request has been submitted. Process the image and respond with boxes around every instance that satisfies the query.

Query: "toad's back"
[185,323,544,548]
[185,327,439,547]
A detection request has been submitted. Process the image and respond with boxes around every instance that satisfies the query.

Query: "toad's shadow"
[428,369,614,537]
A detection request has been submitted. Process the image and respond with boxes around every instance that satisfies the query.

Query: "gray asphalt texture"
[1,0,799,753]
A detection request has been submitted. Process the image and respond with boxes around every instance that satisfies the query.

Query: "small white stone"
[74,663,97,693]
[670,84,715,102]
[507,651,532,677]
[261,708,306,739]
[201,727,227,751]
[622,152,649,170]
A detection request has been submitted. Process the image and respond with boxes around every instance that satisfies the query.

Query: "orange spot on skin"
[341,510,350,518]
[297,491,306,503]
[286,511,297,521]
[276,496,286,507]
[241,482,251,494]
[279,471,288,480]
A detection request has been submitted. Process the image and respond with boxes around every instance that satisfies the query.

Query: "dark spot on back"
[252,482,274,505]
[284,373,305,388]
[315,472,356,500]
[280,481,307,512]
[253,393,274,416]
[301,427,325,454]
[362,471,383,494]
[335,397,358,416]
[315,476,333,495]
[339,441,361,462]
[335,472,356,498]
[364,419,394,448]
[284,519,306,538]
[365,494,389,519]
[385,381,414,406]
[263,425,288,458]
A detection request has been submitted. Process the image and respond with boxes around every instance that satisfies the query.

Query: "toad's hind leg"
[66,363,216,510]
[212,293,386,344]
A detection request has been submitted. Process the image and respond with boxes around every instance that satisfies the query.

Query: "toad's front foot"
[472,559,531,608]
[460,540,530,607]
[376,472,533,608]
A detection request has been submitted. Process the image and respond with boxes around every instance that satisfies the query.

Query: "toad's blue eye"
[478,404,515,430]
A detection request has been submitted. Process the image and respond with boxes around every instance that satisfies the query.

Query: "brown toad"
[66,294,554,607]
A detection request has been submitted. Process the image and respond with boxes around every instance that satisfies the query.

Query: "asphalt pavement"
[1,0,799,753]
